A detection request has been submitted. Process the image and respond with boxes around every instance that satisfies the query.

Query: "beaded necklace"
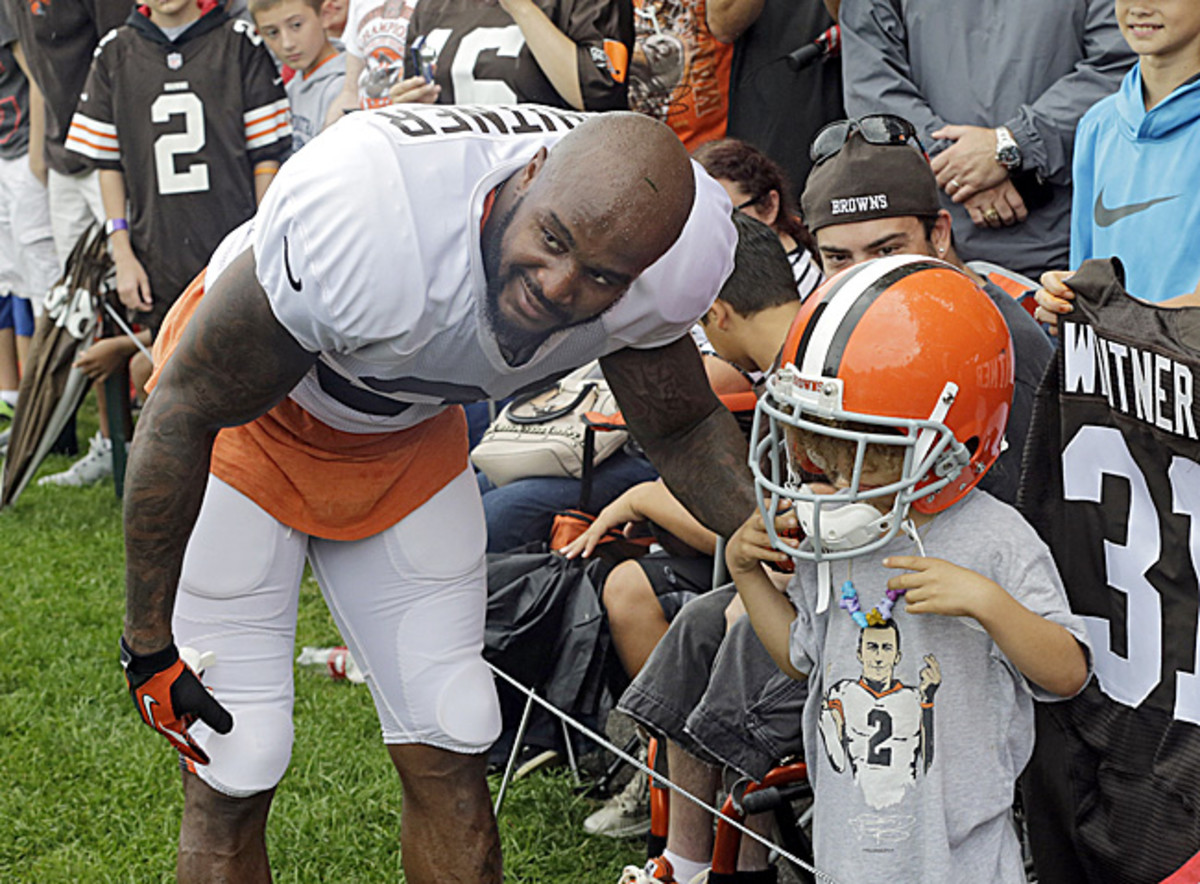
[837,519,927,629]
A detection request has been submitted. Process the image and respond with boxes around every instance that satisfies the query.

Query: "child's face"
[145,0,201,28]
[788,424,905,515]
[256,0,330,72]
[1116,0,1200,66]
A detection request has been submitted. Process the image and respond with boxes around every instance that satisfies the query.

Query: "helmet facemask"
[751,365,969,566]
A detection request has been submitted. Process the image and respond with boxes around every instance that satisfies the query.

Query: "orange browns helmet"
[750,255,1014,563]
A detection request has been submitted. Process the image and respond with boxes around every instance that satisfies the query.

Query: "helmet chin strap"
[813,513,926,615]
[795,490,900,613]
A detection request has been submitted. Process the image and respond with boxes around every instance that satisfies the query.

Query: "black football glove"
[120,637,233,765]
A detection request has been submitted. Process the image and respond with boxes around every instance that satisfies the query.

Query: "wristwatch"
[105,218,129,237]
[994,127,1022,172]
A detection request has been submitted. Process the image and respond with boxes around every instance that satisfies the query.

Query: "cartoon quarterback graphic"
[818,620,940,810]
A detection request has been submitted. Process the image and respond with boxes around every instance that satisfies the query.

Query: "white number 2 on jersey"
[152,93,209,196]
[1064,425,1200,723]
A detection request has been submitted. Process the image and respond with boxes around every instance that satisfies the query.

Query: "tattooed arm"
[601,336,756,538]
[122,249,317,655]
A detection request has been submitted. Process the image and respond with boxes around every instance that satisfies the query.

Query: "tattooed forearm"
[122,250,316,654]
[601,339,757,538]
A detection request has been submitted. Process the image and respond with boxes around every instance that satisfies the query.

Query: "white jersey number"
[1063,425,1200,721]
[427,25,526,105]
[152,93,210,196]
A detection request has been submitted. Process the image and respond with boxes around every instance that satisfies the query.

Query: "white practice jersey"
[207,103,736,434]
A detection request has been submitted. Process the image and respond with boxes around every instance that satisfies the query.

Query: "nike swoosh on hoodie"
[1094,189,1178,227]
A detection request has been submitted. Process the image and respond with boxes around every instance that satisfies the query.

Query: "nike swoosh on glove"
[120,637,233,765]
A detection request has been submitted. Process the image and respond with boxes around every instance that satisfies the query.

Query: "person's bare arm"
[885,556,1089,697]
[500,0,584,109]
[560,478,717,558]
[706,0,762,44]
[325,52,364,128]
[12,42,46,185]
[253,160,279,203]
[726,507,805,679]
[99,168,153,312]
[601,336,755,538]
[122,249,317,654]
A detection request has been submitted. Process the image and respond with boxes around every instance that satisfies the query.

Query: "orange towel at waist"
[148,270,470,541]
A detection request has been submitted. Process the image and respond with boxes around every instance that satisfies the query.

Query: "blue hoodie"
[1071,64,1200,302]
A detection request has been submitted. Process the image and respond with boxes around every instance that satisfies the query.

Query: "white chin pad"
[793,488,889,551]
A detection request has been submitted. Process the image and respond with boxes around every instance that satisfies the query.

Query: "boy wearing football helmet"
[727,255,1091,883]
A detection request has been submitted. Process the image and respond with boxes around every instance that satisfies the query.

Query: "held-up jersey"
[205,103,736,437]
[405,0,630,111]
[66,7,291,310]
[1019,257,1200,881]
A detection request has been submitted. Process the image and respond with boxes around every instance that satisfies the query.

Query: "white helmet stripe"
[798,256,944,377]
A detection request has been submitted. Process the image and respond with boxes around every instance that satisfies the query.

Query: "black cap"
[801,133,942,233]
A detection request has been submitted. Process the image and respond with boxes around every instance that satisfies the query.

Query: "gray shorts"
[617,585,807,781]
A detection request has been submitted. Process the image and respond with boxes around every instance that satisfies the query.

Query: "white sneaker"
[38,431,116,487]
[617,856,709,884]
[585,763,651,838]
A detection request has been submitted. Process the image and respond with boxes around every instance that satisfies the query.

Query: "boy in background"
[0,4,58,423]
[252,0,345,151]
[727,257,1090,884]
[46,0,291,486]
[1065,0,1200,304]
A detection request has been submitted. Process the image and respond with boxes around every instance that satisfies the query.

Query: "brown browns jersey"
[5,0,130,175]
[67,6,290,315]
[405,0,630,111]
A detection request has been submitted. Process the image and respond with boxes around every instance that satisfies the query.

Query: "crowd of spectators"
[5,0,1200,881]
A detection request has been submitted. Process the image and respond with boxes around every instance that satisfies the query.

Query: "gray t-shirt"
[0,3,30,159]
[786,490,1091,884]
[285,51,346,154]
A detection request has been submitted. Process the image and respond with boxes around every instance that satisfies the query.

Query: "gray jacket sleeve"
[840,0,1133,185]
[839,0,947,149]
[1000,0,1132,185]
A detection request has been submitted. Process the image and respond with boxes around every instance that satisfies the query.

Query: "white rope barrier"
[485,661,839,884]
[102,301,154,361]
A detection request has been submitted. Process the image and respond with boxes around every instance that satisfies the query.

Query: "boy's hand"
[115,252,153,311]
[884,556,1004,621]
[1033,269,1075,335]
[726,508,798,576]
[74,337,130,382]
[559,496,639,559]
[388,75,440,105]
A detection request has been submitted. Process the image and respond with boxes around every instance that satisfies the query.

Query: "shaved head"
[534,112,695,269]
[482,113,696,364]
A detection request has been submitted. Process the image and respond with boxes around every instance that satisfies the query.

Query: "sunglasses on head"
[809,114,928,166]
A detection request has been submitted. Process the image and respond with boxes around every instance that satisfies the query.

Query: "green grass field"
[0,410,643,883]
